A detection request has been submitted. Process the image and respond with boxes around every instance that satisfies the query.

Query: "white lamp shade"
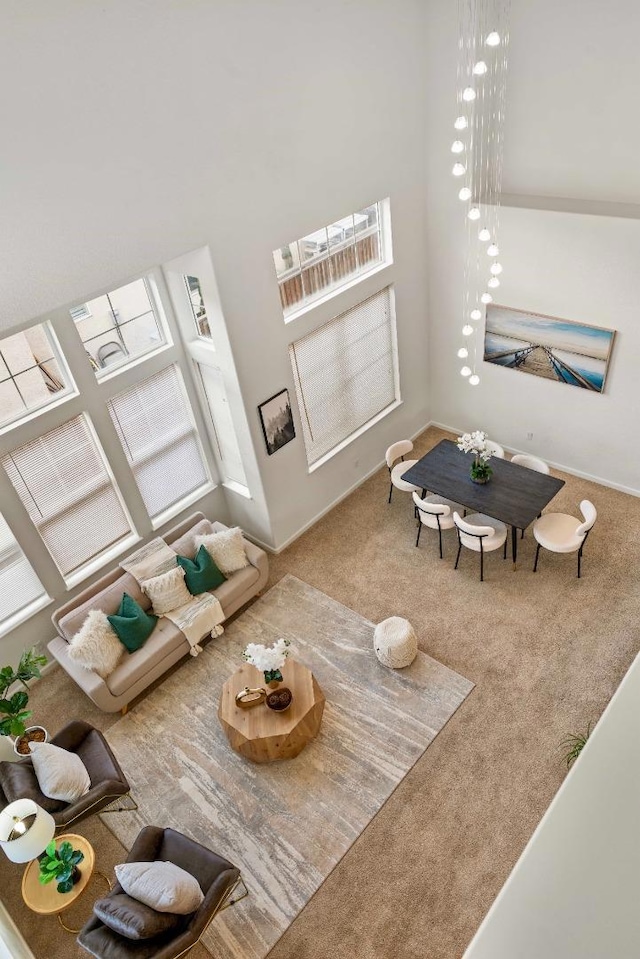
[0,799,55,863]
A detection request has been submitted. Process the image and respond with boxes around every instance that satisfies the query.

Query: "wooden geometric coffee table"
[21,833,110,932]
[218,659,325,763]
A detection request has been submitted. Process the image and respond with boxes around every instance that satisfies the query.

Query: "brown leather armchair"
[77,826,244,959]
[0,720,131,829]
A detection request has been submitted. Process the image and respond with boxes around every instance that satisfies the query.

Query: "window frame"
[0,321,78,437]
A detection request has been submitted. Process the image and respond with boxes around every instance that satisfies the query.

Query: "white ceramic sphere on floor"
[374,617,417,668]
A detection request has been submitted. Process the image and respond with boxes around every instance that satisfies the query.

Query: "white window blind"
[2,415,133,579]
[289,287,398,465]
[0,515,46,625]
[107,364,210,520]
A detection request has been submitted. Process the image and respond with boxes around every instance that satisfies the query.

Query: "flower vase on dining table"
[470,455,492,485]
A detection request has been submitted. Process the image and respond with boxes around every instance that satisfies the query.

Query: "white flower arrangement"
[457,430,493,481]
[242,638,291,682]
[456,430,492,463]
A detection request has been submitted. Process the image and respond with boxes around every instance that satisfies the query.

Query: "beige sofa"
[49,513,269,713]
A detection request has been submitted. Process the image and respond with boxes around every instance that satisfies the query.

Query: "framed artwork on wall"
[483,304,616,393]
[258,388,295,455]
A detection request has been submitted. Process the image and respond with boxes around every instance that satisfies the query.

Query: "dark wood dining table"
[401,439,565,567]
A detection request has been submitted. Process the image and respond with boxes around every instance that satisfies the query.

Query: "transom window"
[273,201,387,318]
[71,277,166,377]
[0,323,73,431]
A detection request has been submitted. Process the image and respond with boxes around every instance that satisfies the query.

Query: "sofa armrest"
[47,636,111,704]
[243,537,269,577]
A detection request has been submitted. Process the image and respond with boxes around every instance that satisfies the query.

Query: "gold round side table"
[21,833,110,933]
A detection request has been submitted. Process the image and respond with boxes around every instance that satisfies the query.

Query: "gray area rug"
[102,574,473,959]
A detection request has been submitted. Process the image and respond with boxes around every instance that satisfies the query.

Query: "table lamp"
[0,798,55,863]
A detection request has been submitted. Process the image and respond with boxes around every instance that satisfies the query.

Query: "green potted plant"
[0,647,48,757]
[38,840,85,894]
[560,724,591,768]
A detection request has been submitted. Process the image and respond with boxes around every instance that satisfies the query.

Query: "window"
[289,287,398,466]
[197,365,248,489]
[274,202,387,317]
[71,277,166,376]
[2,415,134,581]
[0,515,47,628]
[107,365,211,521]
[0,323,73,431]
[183,276,212,340]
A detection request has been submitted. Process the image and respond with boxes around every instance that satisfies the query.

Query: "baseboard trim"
[268,419,433,554]
[429,419,640,499]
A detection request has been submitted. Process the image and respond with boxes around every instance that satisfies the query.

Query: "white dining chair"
[532,500,597,578]
[511,453,550,474]
[485,440,505,459]
[385,440,419,504]
[412,491,464,558]
[453,511,508,582]
[511,453,551,538]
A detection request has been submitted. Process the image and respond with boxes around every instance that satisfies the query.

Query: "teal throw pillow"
[177,545,226,595]
[108,593,158,653]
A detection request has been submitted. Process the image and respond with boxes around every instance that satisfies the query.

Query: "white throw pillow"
[29,741,91,803]
[68,609,124,678]
[194,528,249,576]
[115,860,204,915]
[141,567,192,616]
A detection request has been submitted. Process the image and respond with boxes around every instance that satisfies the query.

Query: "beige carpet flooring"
[5,425,639,959]
[102,575,472,959]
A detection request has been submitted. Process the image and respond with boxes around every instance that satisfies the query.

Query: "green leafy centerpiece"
[38,840,85,894]
[457,430,494,484]
[243,638,291,687]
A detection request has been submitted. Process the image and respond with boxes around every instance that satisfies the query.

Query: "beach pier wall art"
[483,304,616,393]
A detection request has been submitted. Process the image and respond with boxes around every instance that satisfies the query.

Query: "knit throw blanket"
[120,538,224,657]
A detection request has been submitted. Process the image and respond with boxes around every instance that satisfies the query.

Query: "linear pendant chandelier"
[451,0,511,386]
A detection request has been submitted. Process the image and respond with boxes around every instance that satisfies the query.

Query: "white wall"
[0,0,432,556]
[424,0,640,495]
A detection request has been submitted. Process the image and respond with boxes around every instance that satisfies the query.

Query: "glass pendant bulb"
[485,32,500,46]
[451,140,464,154]
[481,292,493,304]
[462,324,474,336]
[460,366,472,377]
[490,262,503,274]
[458,186,472,201]
[469,374,480,386]
[454,116,468,130]
[452,163,466,177]
[467,206,481,221]
[473,61,488,75]
[478,228,491,242]
[487,244,499,256]
[457,347,469,358]
[470,309,482,321]
[462,87,476,102]
[488,277,500,288]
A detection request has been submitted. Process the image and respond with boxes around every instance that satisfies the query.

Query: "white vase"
[13,725,49,757]
[0,735,20,763]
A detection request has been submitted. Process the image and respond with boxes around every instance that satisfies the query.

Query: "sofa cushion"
[211,562,259,613]
[194,527,249,576]
[0,761,67,813]
[115,860,204,914]
[67,610,124,679]
[29,741,91,803]
[93,893,182,940]
[108,594,158,653]
[141,568,192,616]
[105,617,185,697]
[167,519,213,560]
[177,546,226,595]
[58,573,150,643]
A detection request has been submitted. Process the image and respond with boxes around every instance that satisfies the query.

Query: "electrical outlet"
[526,432,534,440]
